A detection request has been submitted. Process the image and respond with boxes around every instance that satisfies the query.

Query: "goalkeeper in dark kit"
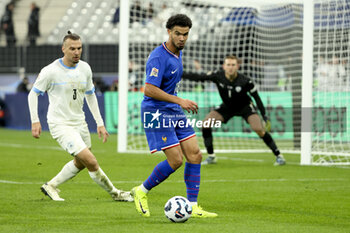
[182,55,286,166]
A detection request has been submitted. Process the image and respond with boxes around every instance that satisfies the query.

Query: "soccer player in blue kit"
[131,14,217,218]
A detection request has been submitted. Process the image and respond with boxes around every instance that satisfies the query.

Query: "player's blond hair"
[224,55,242,64]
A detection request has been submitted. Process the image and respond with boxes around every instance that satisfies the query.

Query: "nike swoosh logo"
[139,200,147,214]
[176,210,184,217]
[171,69,177,74]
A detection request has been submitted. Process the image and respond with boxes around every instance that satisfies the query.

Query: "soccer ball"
[164,196,192,223]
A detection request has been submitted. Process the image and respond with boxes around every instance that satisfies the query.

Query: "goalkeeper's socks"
[262,132,280,156]
[48,160,80,187]
[202,127,214,154]
[184,162,201,202]
[143,160,175,191]
[274,149,281,156]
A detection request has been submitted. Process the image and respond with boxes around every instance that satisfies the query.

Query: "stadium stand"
[2,0,229,45]
[46,0,228,44]
[4,0,72,46]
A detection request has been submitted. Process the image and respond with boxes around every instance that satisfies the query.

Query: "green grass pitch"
[0,128,349,232]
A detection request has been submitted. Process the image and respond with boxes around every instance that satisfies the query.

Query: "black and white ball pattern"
[164,196,192,223]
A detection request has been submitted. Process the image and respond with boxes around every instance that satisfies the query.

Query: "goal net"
[310,0,350,165]
[114,0,350,165]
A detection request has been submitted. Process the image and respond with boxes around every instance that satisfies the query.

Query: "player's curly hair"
[166,14,192,29]
[63,30,81,43]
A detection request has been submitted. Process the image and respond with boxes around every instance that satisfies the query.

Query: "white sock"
[48,160,80,187]
[190,202,198,206]
[88,168,117,194]
[140,184,149,193]
[208,153,216,158]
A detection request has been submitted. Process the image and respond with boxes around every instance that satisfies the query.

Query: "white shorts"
[49,123,91,156]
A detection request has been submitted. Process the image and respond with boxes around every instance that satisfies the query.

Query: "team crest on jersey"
[235,86,242,92]
[67,142,74,149]
[150,67,159,77]
[69,81,78,89]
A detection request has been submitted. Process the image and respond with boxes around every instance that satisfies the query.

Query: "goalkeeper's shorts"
[214,103,258,123]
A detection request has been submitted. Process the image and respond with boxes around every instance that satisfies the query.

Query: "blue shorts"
[141,105,196,153]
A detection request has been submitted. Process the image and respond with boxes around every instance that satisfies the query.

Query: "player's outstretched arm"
[144,83,198,114]
[28,89,42,138]
[182,72,214,82]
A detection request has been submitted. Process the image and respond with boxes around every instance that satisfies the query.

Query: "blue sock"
[184,162,201,202]
[143,160,175,191]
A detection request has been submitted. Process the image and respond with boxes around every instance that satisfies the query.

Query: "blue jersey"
[142,42,183,109]
[141,42,195,153]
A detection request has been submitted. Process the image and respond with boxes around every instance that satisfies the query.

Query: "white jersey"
[33,58,94,125]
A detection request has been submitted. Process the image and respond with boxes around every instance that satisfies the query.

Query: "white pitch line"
[0,142,346,167]
[0,142,106,153]
[218,156,300,165]
[219,156,265,162]
[0,178,348,185]
[0,180,43,185]
[0,142,63,151]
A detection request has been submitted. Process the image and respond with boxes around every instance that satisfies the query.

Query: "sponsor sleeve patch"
[150,67,159,77]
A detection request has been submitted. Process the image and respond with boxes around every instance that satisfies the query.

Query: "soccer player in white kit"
[28,31,133,202]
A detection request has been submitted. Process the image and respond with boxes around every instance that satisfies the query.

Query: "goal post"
[117,0,129,153]
[116,0,350,165]
[300,0,314,165]
[308,0,350,165]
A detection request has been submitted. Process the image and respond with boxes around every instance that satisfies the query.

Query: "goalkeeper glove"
[262,115,271,132]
